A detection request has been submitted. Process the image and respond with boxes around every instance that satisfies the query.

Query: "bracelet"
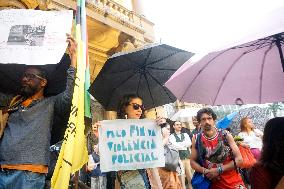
[217,165,223,174]
[202,168,207,175]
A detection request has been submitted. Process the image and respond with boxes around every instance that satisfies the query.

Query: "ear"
[40,79,47,87]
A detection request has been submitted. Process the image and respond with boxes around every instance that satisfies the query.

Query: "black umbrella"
[0,54,71,144]
[0,53,71,96]
[89,43,194,111]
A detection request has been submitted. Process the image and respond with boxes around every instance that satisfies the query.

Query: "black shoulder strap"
[219,129,236,161]
[219,129,229,146]
[195,133,205,165]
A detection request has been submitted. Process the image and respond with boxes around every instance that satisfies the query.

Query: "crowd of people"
[85,105,284,189]
[0,34,283,189]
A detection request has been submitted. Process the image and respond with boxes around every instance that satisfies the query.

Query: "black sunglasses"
[130,103,145,111]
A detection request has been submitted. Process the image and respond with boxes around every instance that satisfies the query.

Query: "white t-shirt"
[169,132,192,151]
[238,130,263,149]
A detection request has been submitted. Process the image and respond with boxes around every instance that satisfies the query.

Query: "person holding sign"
[94,94,164,189]
[116,94,152,189]
[0,34,77,189]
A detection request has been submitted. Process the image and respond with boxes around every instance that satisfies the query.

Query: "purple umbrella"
[165,32,284,105]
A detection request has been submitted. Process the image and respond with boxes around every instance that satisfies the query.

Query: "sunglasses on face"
[21,73,45,81]
[130,103,145,111]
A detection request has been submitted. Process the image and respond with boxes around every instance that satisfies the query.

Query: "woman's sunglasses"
[130,103,145,111]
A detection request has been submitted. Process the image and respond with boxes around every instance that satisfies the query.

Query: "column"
[131,0,144,16]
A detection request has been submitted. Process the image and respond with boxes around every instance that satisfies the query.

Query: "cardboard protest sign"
[99,119,165,172]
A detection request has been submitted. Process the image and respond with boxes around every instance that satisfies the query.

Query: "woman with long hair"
[115,94,151,189]
[238,117,263,159]
[250,117,284,189]
[93,94,162,189]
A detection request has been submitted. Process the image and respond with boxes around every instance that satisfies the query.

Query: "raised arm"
[54,34,77,112]
[66,33,77,69]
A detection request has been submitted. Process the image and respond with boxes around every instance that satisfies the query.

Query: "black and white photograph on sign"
[7,25,46,46]
[0,9,73,64]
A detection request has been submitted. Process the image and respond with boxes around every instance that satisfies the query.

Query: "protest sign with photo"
[99,119,165,172]
[0,9,72,65]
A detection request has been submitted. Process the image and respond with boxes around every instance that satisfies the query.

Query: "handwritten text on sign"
[99,119,165,172]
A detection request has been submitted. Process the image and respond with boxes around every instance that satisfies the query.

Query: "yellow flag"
[51,38,88,189]
[51,1,89,187]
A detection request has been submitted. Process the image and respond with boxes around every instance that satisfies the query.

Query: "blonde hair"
[240,117,253,132]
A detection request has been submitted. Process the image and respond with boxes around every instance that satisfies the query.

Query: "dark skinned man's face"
[200,113,215,132]
[20,68,46,98]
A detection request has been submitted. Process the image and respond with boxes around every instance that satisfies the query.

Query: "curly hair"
[196,108,217,123]
[116,94,145,119]
[260,117,284,174]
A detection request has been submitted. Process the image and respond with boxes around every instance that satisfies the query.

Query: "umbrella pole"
[154,107,158,118]
[143,73,158,119]
[274,34,284,72]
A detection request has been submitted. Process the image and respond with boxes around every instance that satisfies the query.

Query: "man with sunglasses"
[0,34,77,189]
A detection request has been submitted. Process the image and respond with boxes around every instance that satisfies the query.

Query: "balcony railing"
[86,0,146,34]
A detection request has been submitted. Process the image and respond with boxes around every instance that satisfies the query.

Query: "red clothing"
[200,132,245,189]
[201,132,232,166]
[250,163,283,189]
[211,169,245,189]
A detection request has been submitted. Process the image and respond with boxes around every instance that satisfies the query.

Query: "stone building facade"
[0,0,156,122]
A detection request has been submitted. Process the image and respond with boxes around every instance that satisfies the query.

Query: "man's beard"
[20,85,38,98]
[203,123,213,131]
